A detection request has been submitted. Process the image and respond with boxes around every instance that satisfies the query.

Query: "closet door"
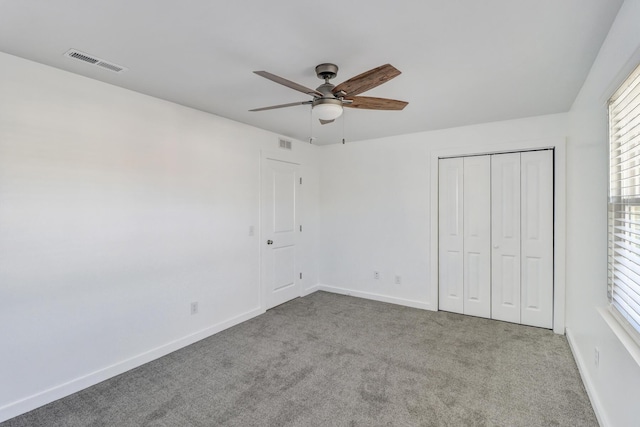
[491,153,521,324]
[439,158,464,314]
[463,156,491,318]
[521,150,554,328]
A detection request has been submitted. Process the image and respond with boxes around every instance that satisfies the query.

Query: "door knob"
[267,240,273,245]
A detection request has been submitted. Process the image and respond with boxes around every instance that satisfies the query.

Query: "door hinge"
[299,177,302,185]
[299,272,302,279]
[300,225,302,232]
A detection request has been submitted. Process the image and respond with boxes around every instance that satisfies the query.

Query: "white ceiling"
[0,0,624,145]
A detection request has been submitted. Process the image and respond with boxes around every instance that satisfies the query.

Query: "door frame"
[429,138,567,334]
[260,149,302,311]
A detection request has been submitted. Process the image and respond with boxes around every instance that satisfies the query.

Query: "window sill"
[598,306,640,367]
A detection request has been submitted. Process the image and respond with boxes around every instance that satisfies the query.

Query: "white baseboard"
[317,284,435,311]
[0,306,264,423]
[301,284,321,297]
[565,327,609,427]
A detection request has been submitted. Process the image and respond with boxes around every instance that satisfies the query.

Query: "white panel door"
[491,153,521,324]
[439,158,464,314]
[262,159,300,309]
[463,156,491,318]
[521,150,554,328]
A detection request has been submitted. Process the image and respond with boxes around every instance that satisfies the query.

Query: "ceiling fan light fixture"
[312,98,343,120]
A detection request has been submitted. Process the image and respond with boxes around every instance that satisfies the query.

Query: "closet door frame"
[429,138,566,334]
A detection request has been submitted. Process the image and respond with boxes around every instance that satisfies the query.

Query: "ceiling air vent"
[63,49,128,74]
[278,138,292,150]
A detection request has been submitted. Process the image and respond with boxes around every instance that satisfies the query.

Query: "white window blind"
[609,62,640,340]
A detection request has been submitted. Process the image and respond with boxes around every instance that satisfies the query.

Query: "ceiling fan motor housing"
[316,82,336,97]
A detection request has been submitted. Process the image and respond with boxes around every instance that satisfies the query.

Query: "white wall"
[566,1,640,426]
[318,114,567,310]
[0,51,319,422]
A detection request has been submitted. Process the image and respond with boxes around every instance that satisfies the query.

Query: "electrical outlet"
[395,275,402,285]
[374,271,380,280]
[594,347,599,367]
[190,302,199,315]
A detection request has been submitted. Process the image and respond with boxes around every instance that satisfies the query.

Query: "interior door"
[520,150,554,328]
[262,158,300,309]
[463,156,491,318]
[491,153,522,324]
[438,157,464,314]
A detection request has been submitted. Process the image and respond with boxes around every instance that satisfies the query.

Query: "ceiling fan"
[250,63,408,124]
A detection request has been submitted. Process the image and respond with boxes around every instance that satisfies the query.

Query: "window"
[608,62,640,344]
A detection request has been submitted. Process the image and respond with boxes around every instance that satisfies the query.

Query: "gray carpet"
[2,291,597,427]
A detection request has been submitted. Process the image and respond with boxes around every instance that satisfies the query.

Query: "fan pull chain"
[309,107,312,144]
[342,108,346,144]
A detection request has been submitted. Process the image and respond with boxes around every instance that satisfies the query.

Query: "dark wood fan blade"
[249,101,312,112]
[319,119,335,125]
[333,64,401,97]
[254,71,322,97]
[344,96,408,110]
